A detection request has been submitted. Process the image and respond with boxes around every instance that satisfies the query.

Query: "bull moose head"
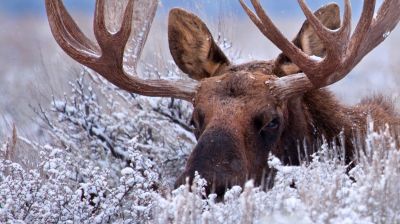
[45,0,400,196]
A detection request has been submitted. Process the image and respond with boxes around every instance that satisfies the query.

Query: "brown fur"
[46,0,400,197]
[169,6,400,196]
[168,9,230,80]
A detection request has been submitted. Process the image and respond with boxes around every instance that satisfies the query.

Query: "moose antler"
[240,0,400,99]
[45,0,198,102]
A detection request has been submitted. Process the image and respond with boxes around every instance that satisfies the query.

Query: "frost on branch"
[1,67,400,223]
[0,65,196,223]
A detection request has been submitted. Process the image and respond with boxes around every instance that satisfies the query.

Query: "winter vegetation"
[1,68,400,223]
[1,0,400,223]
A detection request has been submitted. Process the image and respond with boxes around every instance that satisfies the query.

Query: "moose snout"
[174,128,247,196]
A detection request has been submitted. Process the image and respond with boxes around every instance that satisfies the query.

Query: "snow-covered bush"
[0,67,196,223]
[0,68,399,223]
[153,128,400,224]
[1,69,400,223]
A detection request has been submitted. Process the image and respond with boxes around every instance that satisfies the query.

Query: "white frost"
[310,55,323,61]
[383,30,391,39]
[121,167,135,175]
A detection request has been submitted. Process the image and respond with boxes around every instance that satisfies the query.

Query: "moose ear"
[275,3,341,76]
[168,8,230,80]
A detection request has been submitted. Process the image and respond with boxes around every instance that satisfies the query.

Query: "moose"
[45,0,400,196]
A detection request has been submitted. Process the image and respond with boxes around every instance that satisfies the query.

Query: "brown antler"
[240,0,400,99]
[45,0,198,102]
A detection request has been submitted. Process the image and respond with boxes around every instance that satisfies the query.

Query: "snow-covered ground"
[0,1,400,223]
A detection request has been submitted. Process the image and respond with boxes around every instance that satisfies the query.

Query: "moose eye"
[263,118,280,130]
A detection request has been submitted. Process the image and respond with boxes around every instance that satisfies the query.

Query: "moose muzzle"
[174,128,248,196]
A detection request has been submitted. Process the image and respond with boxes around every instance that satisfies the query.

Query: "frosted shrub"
[0,68,195,223]
[1,69,399,223]
[153,128,400,224]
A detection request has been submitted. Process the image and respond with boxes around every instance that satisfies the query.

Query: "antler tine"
[296,0,353,67]
[338,0,352,37]
[94,0,133,51]
[46,0,99,61]
[239,0,318,74]
[297,0,337,45]
[48,0,99,53]
[330,0,394,81]
[241,0,399,100]
[346,0,376,64]
[115,0,135,43]
[299,0,352,48]
[93,0,111,47]
[93,0,134,68]
[357,0,400,61]
[46,0,198,102]
[338,0,352,56]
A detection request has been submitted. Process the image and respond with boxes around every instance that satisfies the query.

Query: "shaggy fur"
[168,6,400,195]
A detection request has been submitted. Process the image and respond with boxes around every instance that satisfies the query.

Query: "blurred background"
[0,0,399,137]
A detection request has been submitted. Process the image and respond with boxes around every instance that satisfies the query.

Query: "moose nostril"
[175,128,247,195]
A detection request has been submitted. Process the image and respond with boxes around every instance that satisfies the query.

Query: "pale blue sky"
[0,0,367,18]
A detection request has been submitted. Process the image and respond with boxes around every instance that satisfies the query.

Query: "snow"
[1,8,400,222]
[0,69,400,223]
[383,30,391,39]
[310,55,323,61]
[120,167,134,175]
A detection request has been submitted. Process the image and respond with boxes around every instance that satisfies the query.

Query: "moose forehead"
[195,62,278,105]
